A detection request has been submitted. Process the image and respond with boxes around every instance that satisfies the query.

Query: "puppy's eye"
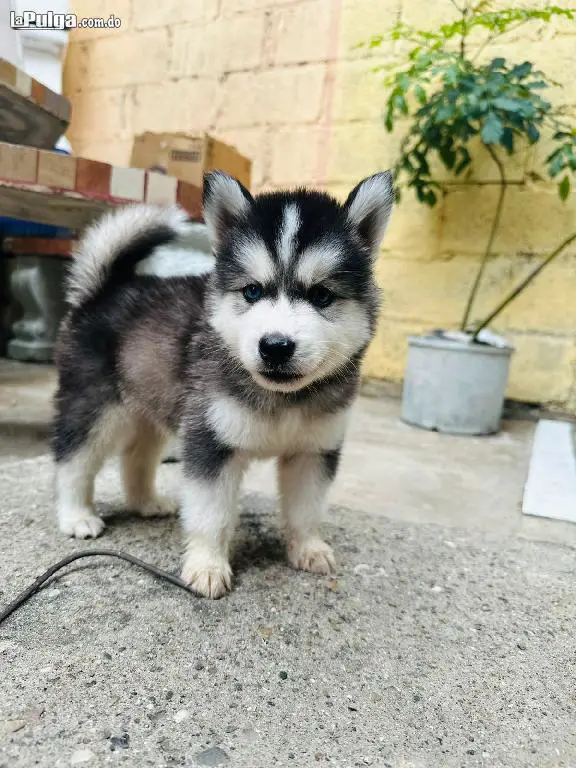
[308,284,335,309]
[242,283,263,303]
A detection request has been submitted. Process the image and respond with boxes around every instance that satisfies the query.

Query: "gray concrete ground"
[1,361,576,768]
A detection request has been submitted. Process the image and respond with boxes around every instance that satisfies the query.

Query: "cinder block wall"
[64,0,576,413]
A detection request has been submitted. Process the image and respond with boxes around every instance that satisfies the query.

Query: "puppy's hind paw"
[133,495,179,518]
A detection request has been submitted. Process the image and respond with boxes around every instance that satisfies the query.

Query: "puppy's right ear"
[203,171,253,252]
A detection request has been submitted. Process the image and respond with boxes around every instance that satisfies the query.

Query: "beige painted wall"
[64,0,576,412]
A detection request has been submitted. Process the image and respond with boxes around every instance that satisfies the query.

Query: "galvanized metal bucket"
[401,334,514,436]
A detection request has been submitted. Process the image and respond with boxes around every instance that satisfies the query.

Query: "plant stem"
[460,144,507,330]
[460,6,467,59]
[448,0,465,13]
[471,230,576,339]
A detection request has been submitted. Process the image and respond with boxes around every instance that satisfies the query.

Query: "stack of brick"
[0,56,203,361]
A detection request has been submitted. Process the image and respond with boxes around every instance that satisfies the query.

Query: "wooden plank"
[0,56,70,149]
[0,85,68,150]
[0,179,204,231]
[0,183,111,230]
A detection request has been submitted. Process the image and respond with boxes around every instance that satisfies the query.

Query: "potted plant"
[363,2,576,435]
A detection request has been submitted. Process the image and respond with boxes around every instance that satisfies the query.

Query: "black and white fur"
[52,171,394,598]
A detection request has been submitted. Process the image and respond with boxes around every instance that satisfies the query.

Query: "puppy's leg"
[277,450,340,575]
[122,417,178,517]
[180,425,245,599]
[54,406,128,538]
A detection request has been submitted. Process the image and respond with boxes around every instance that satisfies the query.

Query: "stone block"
[270,0,335,65]
[218,65,326,127]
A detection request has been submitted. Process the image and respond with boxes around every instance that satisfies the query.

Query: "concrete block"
[270,126,330,186]
[132,80,220,134]
[375,255,478,328]
[170,14,265,77]
[133,0,219,29]
[110,166,145,200]
[67,88,132,142]
[326,121,398,182]
[75,157,111,196]
[468,255,576,336]
[70,0,131,39]
[441,183,576,256]
[70,138,133,167]
[37,151,77,189]
[65,30,169,89]
[331,58,392,123]
[221,0,295,14]
[0,144,37,183]
[271,0,335,65]
[146,173,178,205]
[218,65,326,127]
[338,0,400,61]
[506,333,575,406]
[401,0,455,30]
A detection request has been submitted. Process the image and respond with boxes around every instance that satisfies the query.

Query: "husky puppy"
[52,171,393,598]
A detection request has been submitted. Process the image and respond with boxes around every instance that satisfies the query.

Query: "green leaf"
[454,148,471,175]
[510,61,532,79]
[559,175,570,201]
[481,112,504,144]
[500,127,514,153]
[436,104,455,121]
[490,57,506,70]
[492,97,523,112]
[439,145,457,169]
[526,124,540,144]
[548,153,565,178]
[414,85,427,105]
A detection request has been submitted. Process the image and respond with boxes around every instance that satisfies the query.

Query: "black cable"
[0,549,196,627]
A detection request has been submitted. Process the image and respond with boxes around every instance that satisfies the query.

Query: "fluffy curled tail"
[66,203,193,308]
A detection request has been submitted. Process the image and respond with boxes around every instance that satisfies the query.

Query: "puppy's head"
[203,171,393,393]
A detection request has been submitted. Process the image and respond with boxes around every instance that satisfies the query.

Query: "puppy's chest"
[207,396,347,457]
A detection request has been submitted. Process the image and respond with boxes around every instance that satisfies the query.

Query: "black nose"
[259,334,296,365]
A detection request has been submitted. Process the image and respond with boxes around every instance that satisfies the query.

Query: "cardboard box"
[130,132,252,190]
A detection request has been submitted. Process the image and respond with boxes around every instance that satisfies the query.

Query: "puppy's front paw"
[59,509,105,539]
[133,495,179,518]
[181,549,232,599]
[288,538,336,575]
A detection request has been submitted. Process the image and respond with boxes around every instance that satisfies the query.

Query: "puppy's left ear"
[344,171,394,258]
[203,171,254,251]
